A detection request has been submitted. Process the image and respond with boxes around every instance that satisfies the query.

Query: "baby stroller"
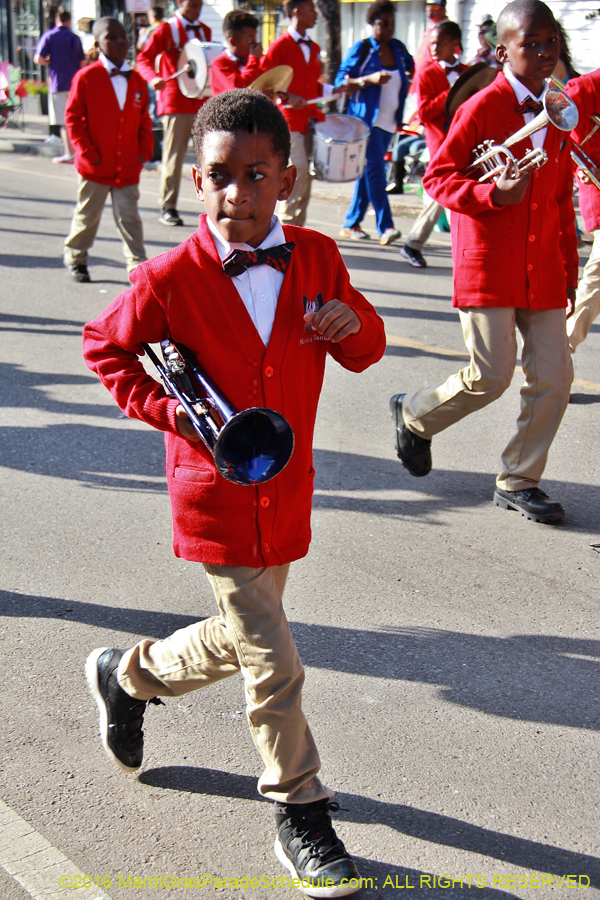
[0,63,26,130]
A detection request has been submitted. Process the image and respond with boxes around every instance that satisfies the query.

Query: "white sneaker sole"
[274,837,360,898]
[85,648,139,774]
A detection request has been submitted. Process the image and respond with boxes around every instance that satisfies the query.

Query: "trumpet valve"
[162,340,186,375]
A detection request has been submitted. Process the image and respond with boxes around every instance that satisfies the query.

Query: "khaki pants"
[160,113,196,210]
[405,196,444,251]
[402,307,573,491]
[277,129,313,227]
[64,177,146,270]
[567,228,600,352]
[118,563,332,805]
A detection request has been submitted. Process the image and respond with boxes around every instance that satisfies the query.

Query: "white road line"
[0,800,112,900]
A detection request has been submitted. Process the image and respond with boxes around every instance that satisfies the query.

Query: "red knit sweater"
[66,62,154,188]
[262,33,324,134]
[137,18,211,116]
[416,60,467,157]
[210,52,264,94]
[82,216,386,566]
[423,73,578,309]
[566,69,600,234]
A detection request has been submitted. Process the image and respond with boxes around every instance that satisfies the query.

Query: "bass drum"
[312,114,369,182]
[177,40,223,99]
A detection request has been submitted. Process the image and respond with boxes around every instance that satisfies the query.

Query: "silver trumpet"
[550,74,600,191]
[465,87,579,183]
[142,340,294,486]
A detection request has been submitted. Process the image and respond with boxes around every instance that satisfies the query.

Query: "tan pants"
[567,228,600,352]
[402,307,573,491]
[277,129,313,227]
[64,177,146,270]
[160,113,196,210]
[118,563,332,805]
[405,196,444,251]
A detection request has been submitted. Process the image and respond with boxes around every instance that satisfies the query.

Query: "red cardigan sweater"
[210,52,264,94]
[566,68,600,234]
[416,60,467,157]
[137,18,211,116]
[262,33,324,134]
[82,216,386,567]
[423,73,578,309]
[66,63,154,188]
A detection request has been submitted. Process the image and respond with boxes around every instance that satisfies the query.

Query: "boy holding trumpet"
[390,0,577,523]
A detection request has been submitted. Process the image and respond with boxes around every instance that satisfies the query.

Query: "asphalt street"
[0,153,598,900]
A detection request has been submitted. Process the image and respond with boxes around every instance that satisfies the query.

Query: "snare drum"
[312,114,369,182]
[177,40,223,99]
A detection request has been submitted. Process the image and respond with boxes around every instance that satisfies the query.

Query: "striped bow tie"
[516,96,543,116]
[222,242,296,277]
[110,68,131,79]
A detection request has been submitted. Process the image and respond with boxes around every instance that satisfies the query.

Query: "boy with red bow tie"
[391,0,577,524]
[83,90,385,897]
[63,18,153,283]
[210,9,264,94]
[137,0,211,227]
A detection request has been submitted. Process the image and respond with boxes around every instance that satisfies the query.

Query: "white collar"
[288,26,310,43]
[99,51,130,73]
[207,215,286,263]
[225,48,239,61]
[439,57,461,69]
[504,65,548,103]
[176,9,200,28]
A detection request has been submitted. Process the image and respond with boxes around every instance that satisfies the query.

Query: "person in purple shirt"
[34,9,85,163]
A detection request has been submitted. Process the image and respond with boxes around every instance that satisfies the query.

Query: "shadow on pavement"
[139,766,599,891]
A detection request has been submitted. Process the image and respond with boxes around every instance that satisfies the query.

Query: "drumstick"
[165,62,192,82]
[281,92,342,110]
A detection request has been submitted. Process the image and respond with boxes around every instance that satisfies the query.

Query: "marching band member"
[210,9,264,94]
[137,0,211,227]
[390,0,577,524]
[566,68,600,355]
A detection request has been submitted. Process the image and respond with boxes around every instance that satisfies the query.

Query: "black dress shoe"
[68,264,91,283]
[390,393,432,477]
[493,487,565,524]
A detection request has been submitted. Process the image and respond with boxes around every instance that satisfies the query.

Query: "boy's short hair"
[282,0,310,20]
[57,7,71,23]
[497,0,554,42]
[92,16,122,40]
[433,19,462,44]
[366,0,395,25]
[223,8,259,38]
[192,90,291,167]
[151,5,164,20]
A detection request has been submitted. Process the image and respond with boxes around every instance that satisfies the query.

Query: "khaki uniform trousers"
[405,195,444,251]
[402,307,573,491]
[160,113,196,210]
[118,563,332,806]
[567,228,600,352]
[277,130,313,227]
[64,177,146,270]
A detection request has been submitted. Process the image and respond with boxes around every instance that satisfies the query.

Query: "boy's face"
[96,23,129,67]
[293,0,318,32]
[229,26,257,59]
[430,28,459,63]
[193,130,296,248]
[496,11,559,90]
[179,0,202,23]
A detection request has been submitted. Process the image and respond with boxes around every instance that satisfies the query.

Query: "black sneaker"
[390,394,432,477]
[400,245,427,268]
[493,487,565,524]
[68,264,91,283]
[274,799,361,897]
[159,208,183,226]
[85,647,162,772]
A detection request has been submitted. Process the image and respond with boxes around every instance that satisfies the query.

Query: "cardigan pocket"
[173,465,216,484]
[462,249,499,259]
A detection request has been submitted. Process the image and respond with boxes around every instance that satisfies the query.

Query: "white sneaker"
[380,228,401,246]
[52,154,74,164]
[44,135,61,144]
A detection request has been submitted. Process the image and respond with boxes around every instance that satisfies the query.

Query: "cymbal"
[445,63,499,118]
[250,65,294,93]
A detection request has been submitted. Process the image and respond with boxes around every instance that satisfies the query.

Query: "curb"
[0,137,62,157]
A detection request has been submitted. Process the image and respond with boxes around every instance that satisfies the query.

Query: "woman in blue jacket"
[335,0,413,244]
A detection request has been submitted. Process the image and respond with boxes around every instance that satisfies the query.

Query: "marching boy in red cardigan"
[64,18,153,283]
[391,0,577,524]
[83,90,385,896]
[210,9,264,95]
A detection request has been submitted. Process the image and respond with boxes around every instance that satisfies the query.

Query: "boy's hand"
[175,405,202,442]
[577,165,600,186]
[304,299,362,343]
[286,93,307,110]
[248,40,263,57]
[151,77,165,90]
[566,286,576,318]
[491,162,530,206]
[91,155,102,166]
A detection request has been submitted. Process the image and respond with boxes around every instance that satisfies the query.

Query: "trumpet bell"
[544,89,579,133]
[215,408,295,486]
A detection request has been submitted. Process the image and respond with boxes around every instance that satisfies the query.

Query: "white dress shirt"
[99,51,130,110]
[288,26,312,64]
[504,65,548,149]
[207,215,286,346]
[439,58,462,87]
[175,9,207,40]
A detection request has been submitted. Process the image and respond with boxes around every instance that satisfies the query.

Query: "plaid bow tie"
[110,68,131,79]
[516,96,543,116]
[222,242,296,277]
